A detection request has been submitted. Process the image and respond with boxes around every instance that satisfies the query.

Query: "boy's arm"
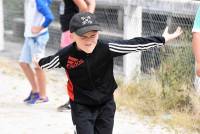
[193,32,200,76]
[108,36,165,57]
[84,0,96,13]
[37,54,62,70]
[192,7,200,76]
[32,0,54,34]
[108,26,182,57]
[73,0,96,13]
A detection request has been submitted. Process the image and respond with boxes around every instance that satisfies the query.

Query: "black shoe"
[57,102,71,112]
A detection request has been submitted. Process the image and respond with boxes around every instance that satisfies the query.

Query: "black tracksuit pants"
[70,98,116,134]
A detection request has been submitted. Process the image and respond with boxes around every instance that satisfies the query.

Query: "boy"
[35,12,182,134]
[19,0,54,104]
[58,0,96,111]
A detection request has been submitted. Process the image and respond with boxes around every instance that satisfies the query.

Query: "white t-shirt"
[24,0,48,37]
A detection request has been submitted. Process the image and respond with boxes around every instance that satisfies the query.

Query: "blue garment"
[193,7,200,32]
[19,32,49,64]
[24,0,54,37]
[36,0,54,28]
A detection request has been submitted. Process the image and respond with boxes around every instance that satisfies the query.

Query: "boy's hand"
[196,62,200,76]
[162,26,183,42]
[31,26,44,34]
[32,55,41,68]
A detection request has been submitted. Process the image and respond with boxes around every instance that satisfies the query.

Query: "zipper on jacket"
[85,55,95,89]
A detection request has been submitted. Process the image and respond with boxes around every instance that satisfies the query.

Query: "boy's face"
[71,31,99,54]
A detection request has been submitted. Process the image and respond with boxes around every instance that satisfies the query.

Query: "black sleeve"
[108,36,165,57]
[38,52,62,70]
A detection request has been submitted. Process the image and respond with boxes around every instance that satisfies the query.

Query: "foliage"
[115,31,200,132]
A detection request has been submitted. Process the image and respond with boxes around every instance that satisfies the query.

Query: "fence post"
[123,5,142,81]
[0,0,4,51]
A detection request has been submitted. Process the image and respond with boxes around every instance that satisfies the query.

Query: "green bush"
[115,33,200,131]
[157,41,194,111]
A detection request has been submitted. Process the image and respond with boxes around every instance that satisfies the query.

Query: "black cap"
[69,12,101,36]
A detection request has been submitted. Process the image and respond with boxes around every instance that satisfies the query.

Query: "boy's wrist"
[31,26,44,34]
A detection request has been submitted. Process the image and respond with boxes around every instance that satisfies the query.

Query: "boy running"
[35,12,182,134]
[57,0,96,111]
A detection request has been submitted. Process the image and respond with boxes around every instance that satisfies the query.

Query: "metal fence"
[3,0,199,88]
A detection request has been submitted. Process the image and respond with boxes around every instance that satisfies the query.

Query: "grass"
[115,40,200,133]
[115,78,200,133]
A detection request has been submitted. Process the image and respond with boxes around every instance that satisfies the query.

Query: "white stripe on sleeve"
[41,56,60,69]
[109,42,163,53]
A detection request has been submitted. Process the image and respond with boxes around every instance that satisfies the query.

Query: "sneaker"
[26,92,40,104]
[36,97,49,103]
[23,91,34,102]
[57,102,71,112]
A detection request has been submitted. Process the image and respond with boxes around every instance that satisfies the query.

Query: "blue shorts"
[19,32,49,64]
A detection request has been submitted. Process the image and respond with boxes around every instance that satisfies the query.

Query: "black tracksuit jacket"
[39,36,165,106]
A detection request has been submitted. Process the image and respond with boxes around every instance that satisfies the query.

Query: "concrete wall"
[0,0,4,51]
[123,6,142,81]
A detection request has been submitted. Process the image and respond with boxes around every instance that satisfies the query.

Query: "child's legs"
[35,67,46,98]
[70,101,96,134]
[65,84,70,102]
[20,63,38,92]
[94,98,116,134]
[19,38,38,92]
[70,98,116,134]
[32,33,49,98]
[60,30,73,48]
[192,32,200,75]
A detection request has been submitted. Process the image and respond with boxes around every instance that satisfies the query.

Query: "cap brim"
[75,25,101,36]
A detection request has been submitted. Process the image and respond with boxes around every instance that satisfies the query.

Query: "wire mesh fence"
[2,0,198,91]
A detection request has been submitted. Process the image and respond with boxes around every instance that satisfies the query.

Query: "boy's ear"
[70,32,74,41]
